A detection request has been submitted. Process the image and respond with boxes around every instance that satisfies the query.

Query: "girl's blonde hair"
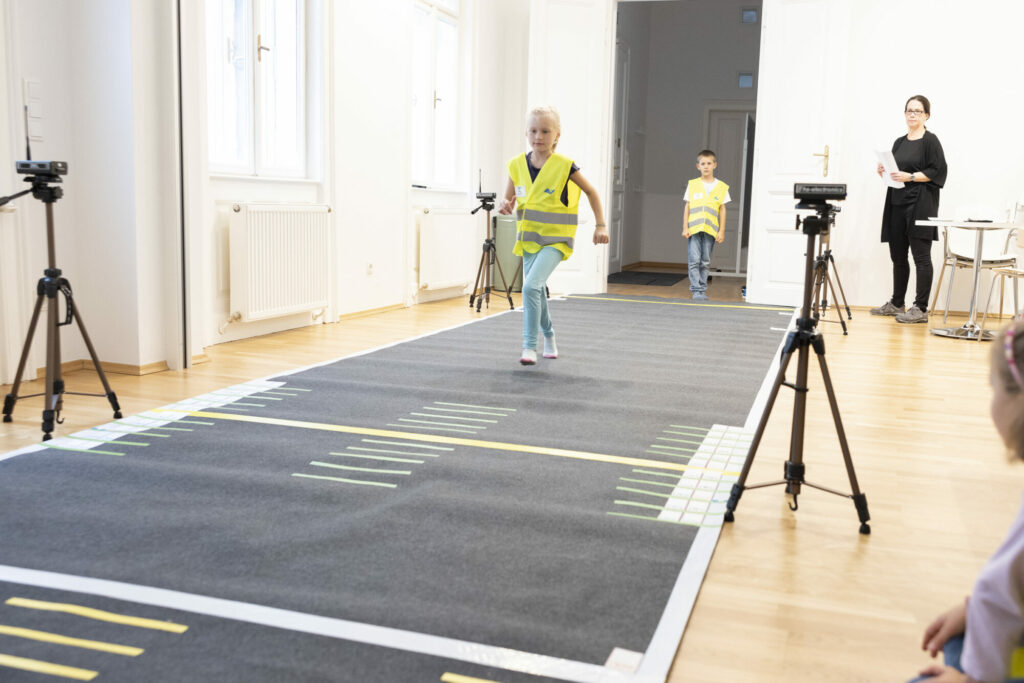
[994,321,1024,461]
[526,105,561,151]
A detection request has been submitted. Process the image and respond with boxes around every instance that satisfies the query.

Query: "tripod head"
[794,182,845,236]
[471,191,496,215]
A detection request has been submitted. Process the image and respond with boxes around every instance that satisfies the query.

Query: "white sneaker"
[519,349,537,365]
[543,336,558,359]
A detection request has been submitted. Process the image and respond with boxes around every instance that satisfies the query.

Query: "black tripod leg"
[828,253,853,320]
[825,272,847,334]
[725,337,797,521]
[491,249,515,310]
[469,245,488,309]
[811,335,870,534]
[70,298,122,420]
[41,288,60,440]
[3,293,45,422]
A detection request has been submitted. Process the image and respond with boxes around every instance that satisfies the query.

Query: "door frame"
[701,101,756,277]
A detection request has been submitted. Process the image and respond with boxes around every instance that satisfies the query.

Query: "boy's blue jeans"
[687,232,715,293]
[521,246,562,350]
[906,634,964,682]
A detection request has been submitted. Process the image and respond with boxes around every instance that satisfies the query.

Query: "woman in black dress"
[870,95,948,324]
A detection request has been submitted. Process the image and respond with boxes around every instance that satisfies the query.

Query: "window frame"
[207,0,310,179]
[410,0,464,191]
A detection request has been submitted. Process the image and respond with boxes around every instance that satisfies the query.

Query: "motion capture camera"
[476,191,496,201]
[794,183,846,202]
[794,183,845,235]
[16,160,67,177]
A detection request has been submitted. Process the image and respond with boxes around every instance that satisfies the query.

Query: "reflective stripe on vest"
[686,178,729,238]
[516,209,579,226]
[507,153,580,261]
[516,230,576,249]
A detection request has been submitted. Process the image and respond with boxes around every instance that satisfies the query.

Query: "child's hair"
[905,95,931,116]
[697,149,716,161]
[526,105,561,151]
[994,321,1024,461]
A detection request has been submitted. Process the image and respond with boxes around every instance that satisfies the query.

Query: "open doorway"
[608,0,761,299]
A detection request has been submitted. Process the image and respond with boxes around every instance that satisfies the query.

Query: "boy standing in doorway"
[682,150,730,300]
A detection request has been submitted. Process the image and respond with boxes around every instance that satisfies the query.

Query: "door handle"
[813,145,830,177]
[257,34,271,62]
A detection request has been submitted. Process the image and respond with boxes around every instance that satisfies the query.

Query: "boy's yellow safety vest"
[686,178,729,238]
[508,153,580,261]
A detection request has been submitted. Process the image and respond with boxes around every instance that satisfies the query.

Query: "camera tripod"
[810,230,853,335]
[1,172,122,440]
[468,195,515,312]
[724,203,870,534]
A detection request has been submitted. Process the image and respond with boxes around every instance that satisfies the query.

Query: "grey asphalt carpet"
[606,271,686,286]
[0,294,790,682]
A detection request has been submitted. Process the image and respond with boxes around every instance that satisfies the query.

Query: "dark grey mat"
[0,582,557,683]
[0,294,790,681]
[607,271,686,286]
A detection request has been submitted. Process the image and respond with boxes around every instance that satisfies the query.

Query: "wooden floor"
[0,283,1012,682]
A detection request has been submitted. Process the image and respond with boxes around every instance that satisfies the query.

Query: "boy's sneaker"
[692,292,709,301]
[543,336,558,359]
[869,301,905,316]
[895,305,928,324]
[519,349,537,365]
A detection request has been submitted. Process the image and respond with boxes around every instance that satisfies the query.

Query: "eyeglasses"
[905,109,926,115]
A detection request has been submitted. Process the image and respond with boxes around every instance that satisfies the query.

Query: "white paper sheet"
[875,149,904,189]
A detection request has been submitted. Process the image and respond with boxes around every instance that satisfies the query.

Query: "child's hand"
[498,199,515,215]
[593,225,610,245]
[921,601,967,657]
[715,233,724,244]
[682,229,690,238]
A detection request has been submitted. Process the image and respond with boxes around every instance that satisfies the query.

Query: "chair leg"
[982,273,1001,334]
[930,261,948,314]
[1000,275,1005,321]
[1015,276,1021,321]
[943,265,957,324]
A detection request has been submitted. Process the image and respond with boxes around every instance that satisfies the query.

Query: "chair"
[979,207,1024,331]
[929,225,1018,324]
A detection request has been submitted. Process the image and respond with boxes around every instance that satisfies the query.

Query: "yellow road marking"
[0,624,142,655]
[567,294,792,311]
[441,673,502,683]
[151,409,740,476]
[0,653,98,681]
[6,598,188,633]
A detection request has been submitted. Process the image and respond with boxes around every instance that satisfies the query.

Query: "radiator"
[229,203,331,322]
[416,208,479,291]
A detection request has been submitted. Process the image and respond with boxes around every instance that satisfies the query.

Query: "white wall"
[624,0,760,266]
[806,0,1024,311]
[2,0,86,383]
[614,2,651,268]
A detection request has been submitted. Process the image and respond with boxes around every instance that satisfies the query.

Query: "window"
[741,8,758,24]
[411,0,461,188]
[738,72,754,89]
[206,0,306,177]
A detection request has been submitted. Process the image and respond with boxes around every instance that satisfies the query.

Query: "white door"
[745,0,851,306]
[527,0,615,295]
[608,39,629,275]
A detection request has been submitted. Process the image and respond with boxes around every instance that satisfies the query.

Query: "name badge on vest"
[515,185,526,198]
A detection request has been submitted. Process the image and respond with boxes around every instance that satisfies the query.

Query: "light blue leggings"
[521,246,563,350]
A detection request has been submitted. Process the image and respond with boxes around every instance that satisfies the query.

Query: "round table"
[917,220,1017,341]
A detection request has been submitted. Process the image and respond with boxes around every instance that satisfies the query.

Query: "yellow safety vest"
[686,178,729,238]
[508,153,581,261]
